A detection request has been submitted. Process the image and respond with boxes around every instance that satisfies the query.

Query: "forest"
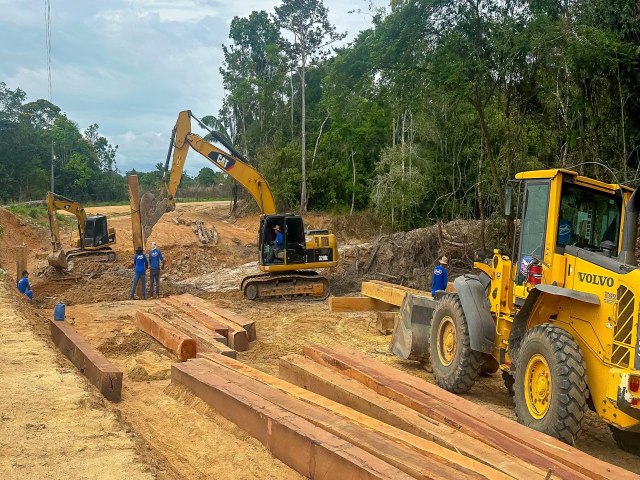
[218,0,640,228]
[0,83,229,205]
[2,0,640,230]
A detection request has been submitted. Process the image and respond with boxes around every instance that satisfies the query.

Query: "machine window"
[519,182,550,260]
[557,183,621,251]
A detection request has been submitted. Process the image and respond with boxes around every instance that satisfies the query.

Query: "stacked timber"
[134,293,256,360]
[172,344,636,480]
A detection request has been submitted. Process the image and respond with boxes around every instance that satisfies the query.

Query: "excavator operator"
[266,225,284,263]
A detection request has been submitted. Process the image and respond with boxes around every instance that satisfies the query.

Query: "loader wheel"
[611,427,640,456]
[514,324,587,444]
[429,295,483,393]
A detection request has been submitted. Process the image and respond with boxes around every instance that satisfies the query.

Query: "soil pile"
[330,219,485,292]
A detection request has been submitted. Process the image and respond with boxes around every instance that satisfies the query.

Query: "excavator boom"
[142,110,275,239]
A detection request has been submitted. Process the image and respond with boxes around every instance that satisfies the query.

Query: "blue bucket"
[54,303,66,321]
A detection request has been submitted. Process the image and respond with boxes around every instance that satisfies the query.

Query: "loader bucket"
[389,293,436,362]
[47,249,68,269]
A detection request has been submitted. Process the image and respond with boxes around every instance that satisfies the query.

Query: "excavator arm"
[141,110,276,239]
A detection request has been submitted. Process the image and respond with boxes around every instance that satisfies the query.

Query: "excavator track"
[240,271,329,301]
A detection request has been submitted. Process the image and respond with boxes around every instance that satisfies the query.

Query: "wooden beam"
[15,244,27,287]
[304,344,633,480]
[278,354,543,480]
[360,281,431,307]
[182,294,257,342]
[49,319,123,401]
[167,295,250,351]
[198,352,520,480]
[135,311,196,361]
[375,312,397,335]
[128,175,144,299]
[159,298,229,337]
[149,306,236,358]
[171,359,414,480]
[328,296,398,312]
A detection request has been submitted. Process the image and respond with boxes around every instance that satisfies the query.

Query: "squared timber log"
[375,312,398,335]
[177,293,256,341]
[159,297,229,337]
[171,359,413,480]
[198,352,521,480]
[150,307,236,358]
[328,296,398,312]
[135,311,196,361]
[304,344,635,480]
[49,319,122,402]
[360,280,431,307]
[278,354,543,480]
[169,294,251,350]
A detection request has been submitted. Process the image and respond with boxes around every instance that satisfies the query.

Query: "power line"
[45,0,54,192]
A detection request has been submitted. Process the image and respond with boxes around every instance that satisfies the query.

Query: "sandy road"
[0,281,152,480]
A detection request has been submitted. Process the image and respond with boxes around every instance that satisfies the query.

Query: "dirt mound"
[330,219,485,292]
[98,326,168,357]
[0,208,50,280]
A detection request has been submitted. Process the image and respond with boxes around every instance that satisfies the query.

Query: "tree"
[196,167,222,186]
[275,0,345,212]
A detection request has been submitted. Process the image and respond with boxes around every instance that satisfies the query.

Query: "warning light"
[630,376,640,393]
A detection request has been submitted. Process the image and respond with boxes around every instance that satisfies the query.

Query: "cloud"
[0,0,385,176]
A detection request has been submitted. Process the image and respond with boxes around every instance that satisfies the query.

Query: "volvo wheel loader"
[392,169,640,453]
[46,191,117,269]
[141,110,338,300]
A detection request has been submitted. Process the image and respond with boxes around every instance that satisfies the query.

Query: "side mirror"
[504,185,513,216]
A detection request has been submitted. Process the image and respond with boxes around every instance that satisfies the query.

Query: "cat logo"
[577,272,614,287]
[207,152,236,171]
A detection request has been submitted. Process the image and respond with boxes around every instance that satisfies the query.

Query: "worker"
[148,241,165,299]
[129,247,148,300]
[431,256,449,297]
[17,270,33,302]
[266,225,284,263]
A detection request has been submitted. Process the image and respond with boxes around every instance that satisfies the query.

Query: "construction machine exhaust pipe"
[619,187,640,266]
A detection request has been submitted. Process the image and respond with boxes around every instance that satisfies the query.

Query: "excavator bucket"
[47,249,68,269]
[140,190,170,240]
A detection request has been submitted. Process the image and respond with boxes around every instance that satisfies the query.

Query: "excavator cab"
[259,214,306,265]
[81,215,115,249]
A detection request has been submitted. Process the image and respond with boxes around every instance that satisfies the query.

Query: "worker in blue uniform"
[266,225,284,263]
[17,270,33,301]
[148,241,165,299]
[431,256,449,297]
[129,247,148,300]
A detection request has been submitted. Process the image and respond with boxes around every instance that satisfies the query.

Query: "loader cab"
[512,169,628,298]
[82,215,112,249]
[259,214,306,266]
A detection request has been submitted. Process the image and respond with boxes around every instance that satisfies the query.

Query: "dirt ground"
[1,200,639,478]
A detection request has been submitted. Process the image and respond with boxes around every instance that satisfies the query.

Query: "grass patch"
[7,204,75,227]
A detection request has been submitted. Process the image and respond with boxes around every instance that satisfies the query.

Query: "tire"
[429,295,483,393]
[514,324,587,444]
[611,427,640,456]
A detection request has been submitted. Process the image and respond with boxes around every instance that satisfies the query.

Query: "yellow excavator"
[46,191,117,269]
[392,169,640,453]
[141,110,338,300]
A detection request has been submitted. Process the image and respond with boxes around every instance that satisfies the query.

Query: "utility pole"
[50,146,54,193]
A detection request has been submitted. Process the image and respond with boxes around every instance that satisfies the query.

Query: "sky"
[0,0,384,176]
